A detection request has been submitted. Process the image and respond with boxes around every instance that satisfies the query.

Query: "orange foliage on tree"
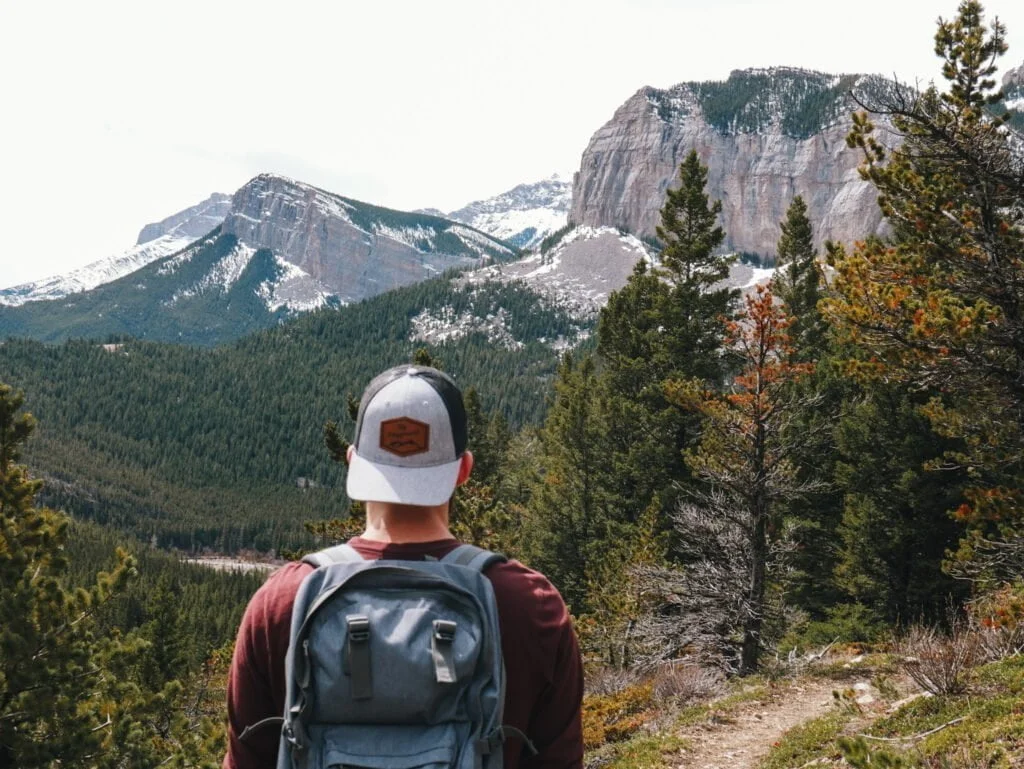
[663,285,818,673]
[823,1,1024,554]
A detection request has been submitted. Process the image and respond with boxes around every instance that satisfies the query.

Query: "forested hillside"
[0,277,585,551]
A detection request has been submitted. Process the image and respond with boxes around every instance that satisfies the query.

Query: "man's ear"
[346,445,355,465]
[456,450,474,486]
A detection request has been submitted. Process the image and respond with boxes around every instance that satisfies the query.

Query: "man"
[224,364,584,769]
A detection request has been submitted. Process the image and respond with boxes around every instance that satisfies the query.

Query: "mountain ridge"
[569,66,901,257]
[0,174,520,344]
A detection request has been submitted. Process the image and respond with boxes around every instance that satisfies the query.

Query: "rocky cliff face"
[222,174,514,303]
[570,68,898,257]
[1004,61,1024,92]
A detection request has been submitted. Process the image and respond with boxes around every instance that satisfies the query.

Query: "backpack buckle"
[347,615,370,643]
[433,620,457,642]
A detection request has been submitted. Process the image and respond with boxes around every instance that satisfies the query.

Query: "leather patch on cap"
[379,417,430,456]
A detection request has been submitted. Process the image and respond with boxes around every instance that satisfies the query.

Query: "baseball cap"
[345,365,468,506]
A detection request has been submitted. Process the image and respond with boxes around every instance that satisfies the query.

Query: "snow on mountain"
[459,225,776,325]
[445,174,571,249]
[0,192,232,307]
[160,238,334,315]
[465,226,653,321]
[0,233,195,306]
[167,242,257,305]
[256,256,336,313]
[410,304,525,350]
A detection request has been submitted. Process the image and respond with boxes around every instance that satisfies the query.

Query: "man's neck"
[360,500,454,544]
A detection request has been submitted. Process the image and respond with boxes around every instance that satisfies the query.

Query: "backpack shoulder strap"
[301,543,364,568]
[441,543,507,573]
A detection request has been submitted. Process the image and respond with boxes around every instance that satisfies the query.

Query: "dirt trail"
[673,679,843,769]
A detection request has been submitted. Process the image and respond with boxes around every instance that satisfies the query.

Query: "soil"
[673,678,847,769]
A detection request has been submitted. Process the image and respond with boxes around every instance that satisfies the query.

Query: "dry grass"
[650,662,724,705]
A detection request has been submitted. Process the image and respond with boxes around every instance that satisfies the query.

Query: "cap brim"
[346,450,462,506]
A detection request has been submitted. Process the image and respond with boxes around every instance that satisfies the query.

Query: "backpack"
[275,543,519,769]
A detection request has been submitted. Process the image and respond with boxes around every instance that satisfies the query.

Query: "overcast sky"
[2,0,1023,288]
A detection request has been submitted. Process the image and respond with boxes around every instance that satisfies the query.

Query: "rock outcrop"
[221,174,515,304]
[570,68,898,257]
[1004,61,1024,91]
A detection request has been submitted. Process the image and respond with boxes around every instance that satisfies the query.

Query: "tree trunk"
[741,506,768,674]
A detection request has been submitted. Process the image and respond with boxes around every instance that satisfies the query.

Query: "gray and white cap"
[346,365,469,506]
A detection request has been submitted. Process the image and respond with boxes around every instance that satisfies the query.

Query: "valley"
[3,24,1024,766]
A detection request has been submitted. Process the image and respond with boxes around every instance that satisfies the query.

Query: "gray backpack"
[275,543,523,769]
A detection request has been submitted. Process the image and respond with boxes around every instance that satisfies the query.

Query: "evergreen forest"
[2,3,1024,766]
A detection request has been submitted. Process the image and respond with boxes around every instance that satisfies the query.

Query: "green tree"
[596,150,738,527]
[656,149,731,294]
[769,199,847,617]
[832,385,969,623]
[0,383,230,767]
[522,354,625,615]
[772,195,826,361]
[646,287,818,673]
[0,383,137,767]
[825,0,1024,572]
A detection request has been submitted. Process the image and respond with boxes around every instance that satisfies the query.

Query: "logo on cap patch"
[379,417,431,456]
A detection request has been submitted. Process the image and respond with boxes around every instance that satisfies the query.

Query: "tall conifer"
[826,0,1024,567]
[773,196,826,361]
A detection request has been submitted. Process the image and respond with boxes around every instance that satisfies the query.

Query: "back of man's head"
[346,365,468,507]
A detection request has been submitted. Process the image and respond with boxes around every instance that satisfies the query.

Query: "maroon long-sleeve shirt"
[223,537,584,769]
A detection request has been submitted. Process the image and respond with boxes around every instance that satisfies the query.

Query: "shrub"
[650,662,723,705]
[894,623,980,696]
[780,602,886,652]
[837,736,911,767]
[581,682,653,749]
[585,666,643,697]
[968,581,1024,662]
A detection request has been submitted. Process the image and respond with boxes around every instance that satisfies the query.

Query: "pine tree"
[0,383,240,767]
[0,383,136,766]
[656,149,730,293]
[649,287,819,673]
[769,197,846,616]
[522,354,625,615]
[825,0,1024,569]
[595,150,738,529]
[772,196,826,361]
[832,384,969,623]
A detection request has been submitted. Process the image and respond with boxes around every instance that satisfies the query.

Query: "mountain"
[570,67,900,257]
[443,175,571,249]
[0,194,232,307]
[464,226,653,323]
[136,192,232,245]
[1002,60,1024,130]
[0,175,517,345]
[222,174,515,305]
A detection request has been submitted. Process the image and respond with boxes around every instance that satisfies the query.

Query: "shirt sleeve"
[490,559,584,769]
[223,564,309,769]
[522,610,584,769]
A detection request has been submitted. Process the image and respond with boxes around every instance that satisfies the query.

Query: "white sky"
[2,0,1023,288]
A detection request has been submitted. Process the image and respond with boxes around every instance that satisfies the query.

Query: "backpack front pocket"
[319,723,458,769]
[307,588,483,723]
